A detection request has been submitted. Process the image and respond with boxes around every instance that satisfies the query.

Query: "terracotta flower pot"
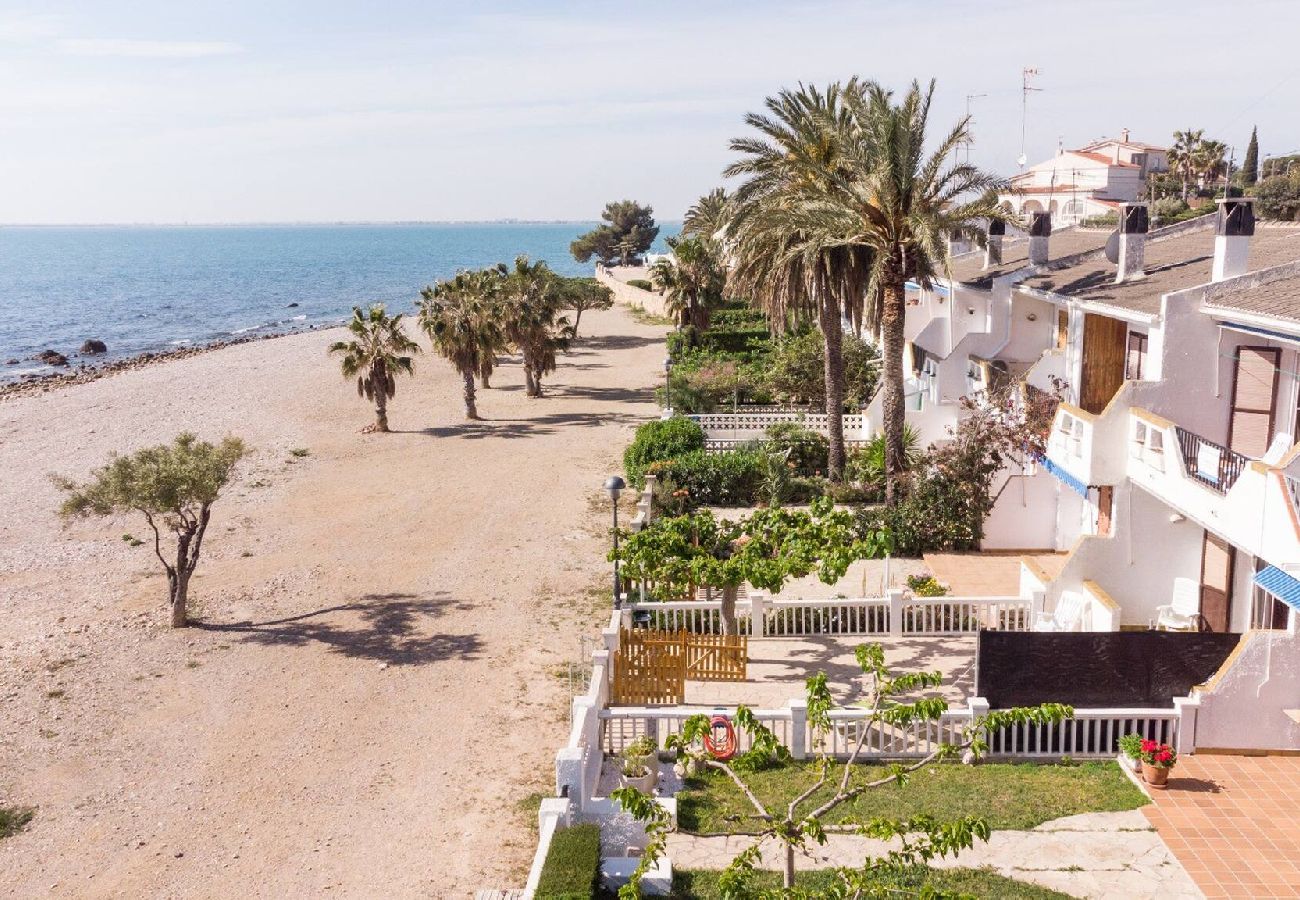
[1142,762,1171,789]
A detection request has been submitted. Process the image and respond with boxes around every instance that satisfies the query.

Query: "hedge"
[534,823,602,899]
[647,449,765,507]
[623,417,706,488]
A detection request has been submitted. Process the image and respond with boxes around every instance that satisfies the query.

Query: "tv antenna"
[963,93,987,164]
[1018,67,1042,168]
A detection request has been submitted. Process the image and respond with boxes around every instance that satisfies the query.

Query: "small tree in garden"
[56,433,248,628]
[614,498,892,634]
[613,644,1072,897]
[557,276,613,339]
[328,304,421,432]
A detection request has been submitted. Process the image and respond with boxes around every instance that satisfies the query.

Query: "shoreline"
[0,323,343,401]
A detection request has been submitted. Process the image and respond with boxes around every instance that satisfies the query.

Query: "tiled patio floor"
[923,551,1068,596]
[1143,754,1300,899]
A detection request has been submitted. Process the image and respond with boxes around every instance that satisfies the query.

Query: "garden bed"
[676,760,1147,835]
[672,865,1070,898]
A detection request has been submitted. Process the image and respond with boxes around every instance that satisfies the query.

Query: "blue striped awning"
[1040,455,1089,498]
[1253,566,1300,612]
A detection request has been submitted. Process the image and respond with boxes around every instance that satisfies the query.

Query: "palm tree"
[682,188,731,239]
[649,234,726,335]
[503,255,571,397]
[328,304,420,433]
[725,81,872,481]
[846,80,1006,502]
[1196,139,1229,189]
[419,268,504,419]
[1169,129,1204,200]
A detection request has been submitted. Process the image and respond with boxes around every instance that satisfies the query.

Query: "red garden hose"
[703,714,737,761]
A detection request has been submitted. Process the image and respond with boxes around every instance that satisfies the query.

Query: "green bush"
[763,421,829,477]
[647,449,765,506]
[709,307,768,328]
[534,823,601,900]
[907,574,948,596]
[1256,173,1300,221]
[623,417,705,488]
[845,425,922,492]
[1078,213,1118,229]
[627,278,655,291]
[767,330,879,409]
[667,326,771,358]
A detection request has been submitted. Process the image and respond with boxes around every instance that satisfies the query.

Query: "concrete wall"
[1195,628,1300,751]
[983,466,1060,550]
[596,266,670,319]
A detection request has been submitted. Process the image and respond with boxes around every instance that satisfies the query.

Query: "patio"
[681,634,975,708]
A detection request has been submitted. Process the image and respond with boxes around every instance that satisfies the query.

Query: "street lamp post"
[605,475,626,606]
[663,357,673,414]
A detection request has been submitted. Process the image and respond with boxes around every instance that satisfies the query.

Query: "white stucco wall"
[1195,629,1300,751]
[982,466,1060,550]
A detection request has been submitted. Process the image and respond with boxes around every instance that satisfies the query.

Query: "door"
[1080,314,1129,414]
[1199,530,1235,632]
[1095,486,1114,536]
[1228,346,1280,457]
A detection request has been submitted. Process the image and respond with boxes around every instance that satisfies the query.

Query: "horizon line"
[0,219,637,228]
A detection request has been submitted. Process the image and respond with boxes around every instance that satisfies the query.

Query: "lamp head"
[604,475,626,502]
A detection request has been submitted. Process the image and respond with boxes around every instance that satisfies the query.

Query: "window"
[1125,331,1148,381]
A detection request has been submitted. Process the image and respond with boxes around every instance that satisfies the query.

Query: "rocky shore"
[0,324,338,401]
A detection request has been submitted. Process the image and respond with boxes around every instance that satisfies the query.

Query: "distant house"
[1001,130,1168,226]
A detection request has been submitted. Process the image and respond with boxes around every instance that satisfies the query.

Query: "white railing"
[625,592,1033,639]
[599,698,1188,760]
[689,412,866,433]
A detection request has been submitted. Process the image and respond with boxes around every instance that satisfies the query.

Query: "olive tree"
[614,644,1072,897]
[56,433,247,627]
[614,498,892,634]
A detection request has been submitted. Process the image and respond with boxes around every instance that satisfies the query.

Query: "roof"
[1021,224,1300,315]
[945,228,1111,287]
[1069,150,1138,168]
[1203,264,1300,325]
[1081,138,1168,153]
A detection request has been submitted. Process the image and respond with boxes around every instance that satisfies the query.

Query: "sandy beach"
[0,305,666,897]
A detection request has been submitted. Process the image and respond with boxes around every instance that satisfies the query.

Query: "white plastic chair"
[1035,591,1085,632]
[1156,577,1201,631]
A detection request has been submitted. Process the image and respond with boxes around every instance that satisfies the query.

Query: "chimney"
[1115,202,1148,283]
[1028,212,1052,265]
[1212,198,1255,282]
[1121,127,1130,143]
[984,219,1005,269]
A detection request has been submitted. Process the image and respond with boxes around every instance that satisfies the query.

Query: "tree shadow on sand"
[194,592,482,666]
[403,409,643,439]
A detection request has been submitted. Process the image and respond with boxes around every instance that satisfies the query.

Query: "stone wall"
[596,266,671,320]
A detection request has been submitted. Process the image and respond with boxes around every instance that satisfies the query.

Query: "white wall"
[1196,629,1300,751]
[597,267,670,319]
[983,466,1060,550]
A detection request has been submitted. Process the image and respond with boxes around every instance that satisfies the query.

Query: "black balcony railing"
[1175,427,1248,494]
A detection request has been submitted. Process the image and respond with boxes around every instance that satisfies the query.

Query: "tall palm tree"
[649,234,726,334]
[1196,139,1229,188]
[503,255,571,397]
[1169,129,1204,200]
[682,188,731,239]
[725,81,872,481]
[419,268,504,419]
[846,79,1007,502]
[328,304,420,433]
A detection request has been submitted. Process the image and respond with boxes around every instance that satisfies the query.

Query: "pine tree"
[1243,126,1259,186]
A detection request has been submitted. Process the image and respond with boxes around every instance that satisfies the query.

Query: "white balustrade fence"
[687,411,869,450]
[625,591,1033,639]
[599,698,1192,761]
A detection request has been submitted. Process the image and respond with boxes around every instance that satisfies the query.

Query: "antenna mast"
[964,93,987,165]
[1019,67,1042,169]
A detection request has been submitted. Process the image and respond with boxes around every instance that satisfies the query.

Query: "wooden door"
[1080,314,1128,413]
[1228,347,1280,457]
[1199,531,1235,633]
[1095,486,1114,536]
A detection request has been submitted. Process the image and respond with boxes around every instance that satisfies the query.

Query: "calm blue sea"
[0,222,678,380]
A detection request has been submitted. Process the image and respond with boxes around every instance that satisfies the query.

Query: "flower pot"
[1142,762,1171,789]
[621,765,657,795]
[1123,754,1142,773]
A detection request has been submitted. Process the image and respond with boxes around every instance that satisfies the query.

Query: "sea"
[0,222,678,381]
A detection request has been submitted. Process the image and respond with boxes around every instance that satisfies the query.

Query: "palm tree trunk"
[881,270,908,506]
[462,371,479,419]
[523,364,537,397]
[374,388,390,433]
[531,365,545,398]
[818,296,846,482]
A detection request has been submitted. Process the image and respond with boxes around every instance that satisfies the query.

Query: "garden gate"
[611,628,747,704]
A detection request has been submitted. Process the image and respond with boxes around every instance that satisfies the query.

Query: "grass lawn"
[673,866,1070,899]
[677,760,1146,834]
[0,806,34,839]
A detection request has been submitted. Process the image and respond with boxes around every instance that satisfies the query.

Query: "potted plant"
[620,736,658,794]
[1118,733,1144,773]
[1138,739,1178,789]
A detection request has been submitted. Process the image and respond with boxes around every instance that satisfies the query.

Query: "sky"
[2,0,1298,224]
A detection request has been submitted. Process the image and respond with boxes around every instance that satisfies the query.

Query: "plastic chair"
[1156,577,1201,631]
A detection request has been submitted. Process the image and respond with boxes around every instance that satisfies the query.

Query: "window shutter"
[1228,347,1280,458]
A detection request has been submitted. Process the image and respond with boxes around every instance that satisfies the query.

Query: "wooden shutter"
[1056,309,1069,350]
[1080,314,1128,414]
[1199,531,1235,633]
[1125,332,1148,381]
[1227,347,1280,457]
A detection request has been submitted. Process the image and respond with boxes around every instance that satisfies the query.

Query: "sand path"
[0,306,665,897]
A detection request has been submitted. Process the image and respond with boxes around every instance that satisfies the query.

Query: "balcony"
[1044,386,1134,488]
[1128,408,1300,565]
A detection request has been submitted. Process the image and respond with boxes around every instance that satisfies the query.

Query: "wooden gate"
[611,629,747,705]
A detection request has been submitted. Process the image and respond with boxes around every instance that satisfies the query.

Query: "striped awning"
[1253,565,1300,612]
[1040,455,1089,498]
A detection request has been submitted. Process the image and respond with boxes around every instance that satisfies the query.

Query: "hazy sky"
[3,0,1298,224]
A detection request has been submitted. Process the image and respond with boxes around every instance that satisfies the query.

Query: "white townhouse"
[1001,131,1168,226]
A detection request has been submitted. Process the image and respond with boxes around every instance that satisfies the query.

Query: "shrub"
[667,326,771,358]
[627,278,655,291]
[907,574,948,596]
[623,417,705,487]
[1078,213,1118,229]
[763,421,829,477]
[1255,173,1300,221]
[647,449,764,506]
[846,425,923,492]
[767,330,879,409]
[534,823,601,900]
